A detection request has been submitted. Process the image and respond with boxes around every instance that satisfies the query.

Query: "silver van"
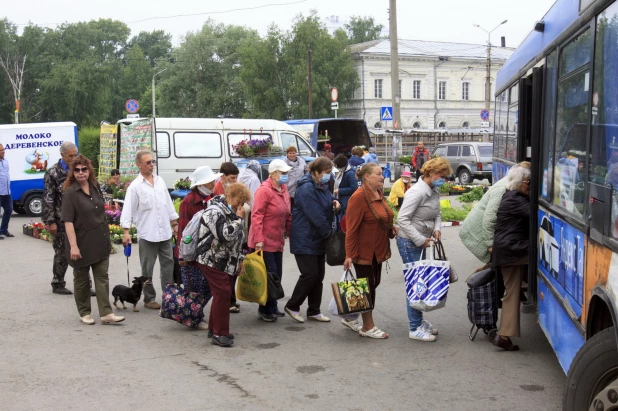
[432,142,493,184]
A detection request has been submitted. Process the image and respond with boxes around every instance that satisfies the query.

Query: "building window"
[438,81,446,100]
[462,121,469,128]
[398,79,402,97]
[413,80,421,99]
[438,121,447,129]
[374,79,383,98]
[412,121,421,129]
[462,82,470,100]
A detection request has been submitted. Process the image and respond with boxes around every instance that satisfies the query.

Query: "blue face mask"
[432,178,446,188]
[278,174,289,185]
[320,173,331,184]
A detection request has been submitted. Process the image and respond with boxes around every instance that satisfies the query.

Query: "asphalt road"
[1,213,565,411]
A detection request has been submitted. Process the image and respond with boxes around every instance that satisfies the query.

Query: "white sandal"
[359,326,389,339]
[341,318,361,332]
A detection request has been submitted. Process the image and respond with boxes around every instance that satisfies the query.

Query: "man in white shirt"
[120,150,179,309]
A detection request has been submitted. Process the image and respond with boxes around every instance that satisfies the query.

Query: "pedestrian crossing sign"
[381,106,393,121]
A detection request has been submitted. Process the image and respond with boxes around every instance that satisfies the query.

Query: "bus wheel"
[563,327,618,410]
[25,194,43,217]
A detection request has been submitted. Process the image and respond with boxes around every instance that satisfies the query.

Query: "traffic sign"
[480,121,490,128]
[331,87,338,102]
[126,99,140,114]
[127,114,140,119]
[331,102,339,110]
[381,106,393,121]
[480,109,489,121]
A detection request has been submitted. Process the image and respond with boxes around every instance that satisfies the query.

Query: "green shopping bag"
[236,250,268,305]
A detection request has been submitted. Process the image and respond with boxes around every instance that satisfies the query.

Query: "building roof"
[350,39,515,61]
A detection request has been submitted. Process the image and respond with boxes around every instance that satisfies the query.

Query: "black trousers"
[286,254,326,316]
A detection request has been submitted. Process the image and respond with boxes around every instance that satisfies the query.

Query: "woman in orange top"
[343,163,396,339]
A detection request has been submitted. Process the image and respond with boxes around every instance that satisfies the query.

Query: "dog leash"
[124,243,132,286]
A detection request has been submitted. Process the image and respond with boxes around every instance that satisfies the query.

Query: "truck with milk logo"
[0,122,78,216]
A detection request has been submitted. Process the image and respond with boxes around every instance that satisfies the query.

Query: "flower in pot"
[174,177,191,190]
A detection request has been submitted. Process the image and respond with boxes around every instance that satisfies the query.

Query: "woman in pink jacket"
[248,159,292,322]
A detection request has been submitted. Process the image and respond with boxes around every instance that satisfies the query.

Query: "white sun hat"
[268,159,292,173]
[190,166,222,189]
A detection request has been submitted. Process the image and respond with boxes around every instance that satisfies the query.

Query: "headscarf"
[246,160,260,176]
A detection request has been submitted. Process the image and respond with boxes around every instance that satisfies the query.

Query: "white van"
[117,117,317,189]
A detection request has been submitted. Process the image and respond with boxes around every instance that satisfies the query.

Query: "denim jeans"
[396,237,425,331]
[0,194,12,234]
[259,251,283,315]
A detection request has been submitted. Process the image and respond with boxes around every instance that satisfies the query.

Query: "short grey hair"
[60,141,77,154]
[506,166,531,191]
[135,150,153,163]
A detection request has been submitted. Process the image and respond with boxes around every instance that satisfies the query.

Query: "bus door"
[517,67,545,306]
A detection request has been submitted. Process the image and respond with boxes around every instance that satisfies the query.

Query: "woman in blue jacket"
[333,154,359,216]
[285,157,341,323]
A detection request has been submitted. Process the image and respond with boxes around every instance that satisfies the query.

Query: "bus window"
[541,51,558,200]
[552,29,592,218]
[592,3,618,237]
[497,90,509,159]
[507,84,518,162]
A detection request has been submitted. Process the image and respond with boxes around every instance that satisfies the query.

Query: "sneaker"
[284,307,305,323]
[0,234,4,240]
[80,315,95,325]
[100,313,125,324]
[421,320,439,335]
[308,314,330,322]
[196,321,209,331]
[208,330,234,339]
[53,287,73,295]
[143,301,161,310]
[211,335,234,347]
[2,232,14,238]
[258,312,277,322]
[273,308,285,318]
[409,327,437,342]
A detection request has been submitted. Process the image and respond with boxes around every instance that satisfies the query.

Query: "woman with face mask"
[176,166,221,331]
[396,157,452,342]
[248,159,292,321]
[285,157,341,323]
[388,170,413,210]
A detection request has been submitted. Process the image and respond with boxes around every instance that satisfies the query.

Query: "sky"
[4,0,557,48]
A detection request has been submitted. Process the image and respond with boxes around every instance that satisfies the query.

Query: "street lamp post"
[473,20,507,112]
[152,67,169,118]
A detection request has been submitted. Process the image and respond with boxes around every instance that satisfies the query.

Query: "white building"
[347,39,515,131]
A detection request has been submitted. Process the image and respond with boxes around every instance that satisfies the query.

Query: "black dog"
[112,276,148,312]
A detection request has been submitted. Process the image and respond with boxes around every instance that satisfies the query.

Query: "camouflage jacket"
[43,161,68,225]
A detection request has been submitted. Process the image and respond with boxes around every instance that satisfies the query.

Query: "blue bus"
[495,0,618,408]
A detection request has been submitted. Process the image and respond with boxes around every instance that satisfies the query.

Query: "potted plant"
[232,137,273,157]
[174,177,191,191]
[399,155,412,165]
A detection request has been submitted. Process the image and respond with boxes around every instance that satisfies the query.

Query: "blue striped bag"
[403,245,450,312]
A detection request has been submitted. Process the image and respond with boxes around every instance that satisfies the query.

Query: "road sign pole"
[335,109,337,119]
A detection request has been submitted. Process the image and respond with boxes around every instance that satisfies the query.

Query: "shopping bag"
[160,282,207,328]
[328,270,361,321]
[236,250,268,305]
[267,271,285,301]
[331,268,374,315]
[326,214,346,266]
[403,245,450,312]
[434,239,458,283]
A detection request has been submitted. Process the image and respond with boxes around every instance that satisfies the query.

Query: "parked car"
[431,142,493,184]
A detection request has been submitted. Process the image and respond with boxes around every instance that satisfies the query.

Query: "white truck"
[0,122,78,216]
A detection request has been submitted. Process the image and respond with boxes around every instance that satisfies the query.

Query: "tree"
[0,54,27,123]
[284,12,359,119]
[344,16,384,45]
[129,30,173,67]
[157,20,259,118]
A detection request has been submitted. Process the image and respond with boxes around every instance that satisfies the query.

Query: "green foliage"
[173,198,182,214]
[344,16,384,44]
[460,187,485,203]
[398,155,411,164]
[440,182,456,193]
[440,204,472,221]
[77,127,101,172]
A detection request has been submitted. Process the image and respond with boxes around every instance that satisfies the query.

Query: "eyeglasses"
[74,167,89,174]
[143,160,156,165]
